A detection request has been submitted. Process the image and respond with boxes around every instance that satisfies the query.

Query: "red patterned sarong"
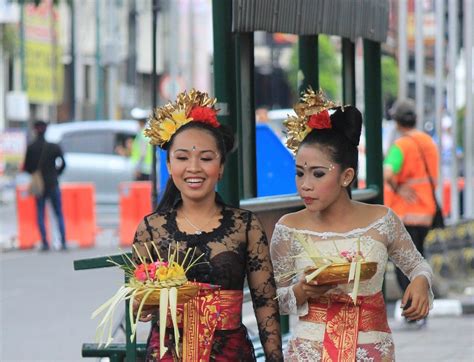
[300,292,391,362]
[182,283,243,361]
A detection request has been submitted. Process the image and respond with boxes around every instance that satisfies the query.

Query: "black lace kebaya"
[132,195,283,361]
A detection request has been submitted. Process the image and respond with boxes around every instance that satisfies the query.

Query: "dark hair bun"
[218,123,236,155]
[330,106,362,147]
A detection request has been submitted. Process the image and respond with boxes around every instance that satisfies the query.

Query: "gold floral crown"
[144,89,220,148]
[284,88,339,153]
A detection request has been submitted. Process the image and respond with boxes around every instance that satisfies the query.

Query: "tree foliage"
[381,55,399,103]
[1,24,19,56]
[287,35,341,102]
[457,105,466,149]
[287,39,400,108]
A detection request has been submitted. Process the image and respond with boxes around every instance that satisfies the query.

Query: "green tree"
[287,35,341,102]
[287,39,399,107]
[1,24,19,56]
[457,105,466,150]
[381,55,399,104]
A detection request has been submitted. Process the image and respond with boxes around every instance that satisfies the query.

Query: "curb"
[460,297,474,314]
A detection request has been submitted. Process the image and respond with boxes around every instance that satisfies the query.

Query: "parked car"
[44,120,140,204]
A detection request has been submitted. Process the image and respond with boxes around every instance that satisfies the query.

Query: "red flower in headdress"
[189,106,220,128]
[307,110,332,129]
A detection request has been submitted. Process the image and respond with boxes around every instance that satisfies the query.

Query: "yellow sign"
[24,1,63,105]
[25,42,63,104]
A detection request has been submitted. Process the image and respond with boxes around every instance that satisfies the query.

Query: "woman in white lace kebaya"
[270,89,433,361]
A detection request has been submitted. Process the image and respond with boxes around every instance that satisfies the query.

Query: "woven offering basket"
[306,262,378,285]
[134,280,199,306]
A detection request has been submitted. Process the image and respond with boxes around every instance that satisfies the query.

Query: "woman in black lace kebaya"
[131,90,282,361]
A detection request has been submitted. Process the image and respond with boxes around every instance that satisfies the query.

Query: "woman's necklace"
[180,207,219,235]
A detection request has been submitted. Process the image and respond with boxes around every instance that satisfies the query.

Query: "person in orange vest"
[383,99,440,301]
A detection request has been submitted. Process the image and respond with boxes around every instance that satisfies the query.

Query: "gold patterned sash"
[182,284,243,361]
[300,292,390,361]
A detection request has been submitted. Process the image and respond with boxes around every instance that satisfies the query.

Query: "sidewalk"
[390,316,474,361]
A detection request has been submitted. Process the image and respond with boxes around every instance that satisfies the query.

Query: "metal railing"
[74,255,141,361]
[240,187,380,212]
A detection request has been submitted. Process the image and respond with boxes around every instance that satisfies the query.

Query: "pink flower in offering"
[134,263,157,282]
[340,250,364,262]
[340,251,351,260]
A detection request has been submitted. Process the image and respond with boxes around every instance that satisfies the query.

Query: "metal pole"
[398,0,408,99]
[169,0,179,98]
[435,0,444,203]
[463,0,473,217]
[69,0,76,120]
[106,0,118,120]
[0,26,5,131]
[364,40,384,205]
[188,0,195,87]
[235,33,256,199]
[151,0,159,210]
[124,271,136,362]
[342,38,356,105]
[73,0,83,120]
[415,0,424,130]
[95,0,104,119]
[20,0,26,92]
[448,0,459,221]
[127,0,137,87]
[212,0,239,207]
[298,35,319,94]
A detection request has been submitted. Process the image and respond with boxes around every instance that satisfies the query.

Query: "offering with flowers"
[279,234,377,304]
[92,243,204,358]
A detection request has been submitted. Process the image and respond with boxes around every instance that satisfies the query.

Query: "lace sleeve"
[270,224,308,316]
[246,213,283,361]
[131,217,154,264]
[386,209,434,303]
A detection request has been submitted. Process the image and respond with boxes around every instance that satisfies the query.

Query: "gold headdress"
[284,88,339,153]
[145,89,220,148]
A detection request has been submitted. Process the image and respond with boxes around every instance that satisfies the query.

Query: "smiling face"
[167,128,224,203]
[295,144,354,212]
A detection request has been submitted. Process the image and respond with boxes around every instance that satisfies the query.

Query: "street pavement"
[1,184,473,361]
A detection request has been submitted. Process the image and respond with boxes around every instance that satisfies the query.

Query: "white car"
[45,120,139,204]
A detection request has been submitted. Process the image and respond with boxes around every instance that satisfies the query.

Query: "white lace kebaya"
[270,207,433,361]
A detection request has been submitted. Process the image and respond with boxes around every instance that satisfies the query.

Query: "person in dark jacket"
[23,121,67,251]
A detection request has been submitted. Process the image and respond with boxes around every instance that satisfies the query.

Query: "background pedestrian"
[23,121,67,251]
